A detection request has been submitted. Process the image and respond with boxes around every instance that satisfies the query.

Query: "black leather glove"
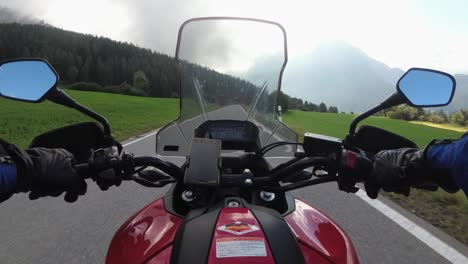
[25,148,87,202]
[2,139,87,202]
[365,146,459,199]
[365,148,416,198]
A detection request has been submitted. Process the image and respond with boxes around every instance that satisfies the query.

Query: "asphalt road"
[0,131,457,264]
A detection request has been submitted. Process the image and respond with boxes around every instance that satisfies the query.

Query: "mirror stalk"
[348,92,404,135]
[48,89,112,136]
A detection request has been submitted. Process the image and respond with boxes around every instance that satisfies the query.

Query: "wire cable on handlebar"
[133,156,184,180]
[134,166,148,174]
[262,176,337,192]
[257,142,303,157]
[254,156,331,184]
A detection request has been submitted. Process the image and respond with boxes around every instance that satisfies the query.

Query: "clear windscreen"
[156,18,297,157]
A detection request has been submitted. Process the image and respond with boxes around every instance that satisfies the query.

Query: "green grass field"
[282,110,463,148]
[0,90,179,147]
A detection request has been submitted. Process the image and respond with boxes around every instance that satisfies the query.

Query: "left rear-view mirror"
[397,68,456,107]
[0,59,58,102]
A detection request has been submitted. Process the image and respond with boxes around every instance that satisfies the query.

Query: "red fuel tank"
[105,198,182,264]
[107,197,358,264]
[285,199,359,264]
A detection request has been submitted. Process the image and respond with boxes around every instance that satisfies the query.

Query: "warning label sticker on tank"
[217,222,260,235]
[216,237,267,258]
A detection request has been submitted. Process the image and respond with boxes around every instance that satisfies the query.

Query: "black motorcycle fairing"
[170,207,222,264]
[353,125,417,153]
[169,197,304,264]
[29,122,106,162]
[247,204,305,264]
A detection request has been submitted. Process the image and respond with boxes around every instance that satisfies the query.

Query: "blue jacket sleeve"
[427,134,468,195]
[0,163,17,198]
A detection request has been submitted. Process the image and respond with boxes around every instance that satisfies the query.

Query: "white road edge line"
[355,189,468,264]
[120,130,468,263]
[122,131,159,147]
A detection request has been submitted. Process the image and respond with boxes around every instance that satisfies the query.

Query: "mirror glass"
[0,60,58,102]
[398,68,455,107]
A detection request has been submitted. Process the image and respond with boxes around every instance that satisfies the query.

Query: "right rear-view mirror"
[397,68,456,107]
[347,67,456,136]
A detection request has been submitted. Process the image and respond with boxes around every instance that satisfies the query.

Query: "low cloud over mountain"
[0,6,45,24]
[281,41,466,113]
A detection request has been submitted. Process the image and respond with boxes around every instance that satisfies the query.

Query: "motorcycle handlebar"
[73,147,372,191]
[253,157,333,184]
[74,155,184,181]
[74,163,91,178]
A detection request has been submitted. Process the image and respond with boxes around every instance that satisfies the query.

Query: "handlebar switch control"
[90,146,119,172]
[338,150,372,193]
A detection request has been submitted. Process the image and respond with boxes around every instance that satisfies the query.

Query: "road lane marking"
[122,130,159,147]
[355,189,468,264]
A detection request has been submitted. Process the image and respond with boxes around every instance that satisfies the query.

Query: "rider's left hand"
[5,142,87,202]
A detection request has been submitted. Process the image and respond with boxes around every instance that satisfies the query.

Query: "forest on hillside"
[0,23,338,113]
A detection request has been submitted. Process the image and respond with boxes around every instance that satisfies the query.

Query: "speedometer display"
[194,120,260,151]
[209,125,248,141]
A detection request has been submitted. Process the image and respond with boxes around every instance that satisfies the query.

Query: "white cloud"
[1,0,467,73]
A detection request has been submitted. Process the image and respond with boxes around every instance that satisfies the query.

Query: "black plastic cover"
[29,122,105,162]
[184,137,221,186]
[170,207,222,264]
[170,199,305,264]
[303,132,342,157]
[245,204,305,264]
[354,125,417,153]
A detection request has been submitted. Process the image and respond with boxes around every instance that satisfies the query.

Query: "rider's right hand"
[364,148,417,199]
[364,146,460,199]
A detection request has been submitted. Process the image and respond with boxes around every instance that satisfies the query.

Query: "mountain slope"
[283,41,466,113]
[0,21,465,112]
[283,41,405,113]
[0,23,179,97]
[451,74,468,111]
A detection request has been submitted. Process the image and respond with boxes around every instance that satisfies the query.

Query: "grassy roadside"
[282,110,462,146]
[410,121,467,133]
[386,190,468,245]
[283,110,467,246]
[0,90,178,147]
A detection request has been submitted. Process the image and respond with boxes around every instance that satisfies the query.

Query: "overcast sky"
[1,0,468,73]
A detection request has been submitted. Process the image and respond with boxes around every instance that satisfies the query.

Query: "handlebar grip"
[337,150,372,193]
[341,150,372,180]
[74,163,91,179]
